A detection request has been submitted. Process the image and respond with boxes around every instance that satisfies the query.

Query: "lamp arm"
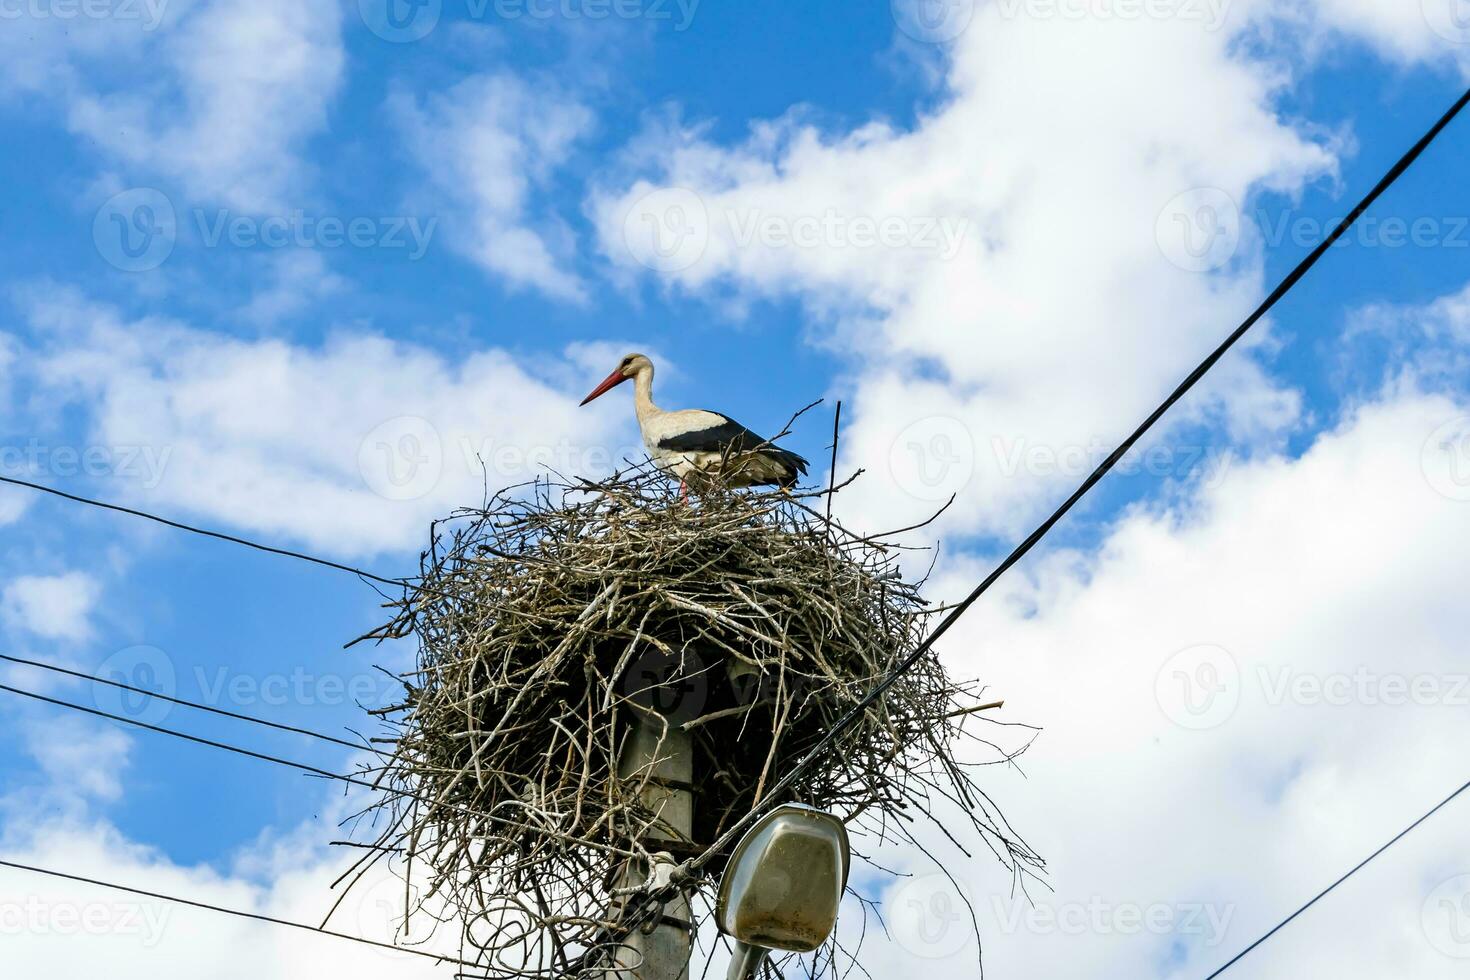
[725,941,769,980]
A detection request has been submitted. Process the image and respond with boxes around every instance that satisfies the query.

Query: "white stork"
[580,353,809,490]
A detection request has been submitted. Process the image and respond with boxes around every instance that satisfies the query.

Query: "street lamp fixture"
[716,804,851,980]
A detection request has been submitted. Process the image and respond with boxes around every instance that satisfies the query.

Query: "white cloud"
[236,251,348,327]
[69,0,343,211]
[829,378,1470,979]
[1276,0,1470,71]
[592,9,1346,541]
[0,335,26,526]
[0,717,458,979]
[1427,283,1470,340]
[20,717,132,805]
[0,486,30,527]
[18,290,633,558]
[0,0,181,95]
[392,73,592,301]
[1344,282,1470,387]
[0,0,342,212]
[588,2,1470,546]
[1353,280,1470,345]
[0,822,467,978]
[2,572,103,643]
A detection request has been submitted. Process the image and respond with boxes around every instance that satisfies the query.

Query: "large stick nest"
[345,465,1042,977]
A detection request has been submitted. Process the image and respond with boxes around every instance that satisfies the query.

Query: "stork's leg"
[680,479,688,500]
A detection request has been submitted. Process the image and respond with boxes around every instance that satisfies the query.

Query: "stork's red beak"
[580,368,630,406]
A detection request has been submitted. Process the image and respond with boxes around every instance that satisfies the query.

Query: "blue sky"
[2,2,1470,978]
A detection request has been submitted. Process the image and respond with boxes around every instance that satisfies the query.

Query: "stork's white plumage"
[580,353,809,489]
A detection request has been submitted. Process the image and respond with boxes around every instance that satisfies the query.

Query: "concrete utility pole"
[608,713,694,980]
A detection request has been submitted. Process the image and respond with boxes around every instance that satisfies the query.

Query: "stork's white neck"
[632,364,660,424]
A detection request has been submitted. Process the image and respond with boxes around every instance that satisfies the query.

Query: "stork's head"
[580,352,652,406]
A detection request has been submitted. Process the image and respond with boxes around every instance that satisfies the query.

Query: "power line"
[0,858,484,969]
[0,474,412,590]
[0,652,372,753]
[1200,777,1470,979]
[0,680,634,858]
[0,680,376,785]
[682,83,1470,874]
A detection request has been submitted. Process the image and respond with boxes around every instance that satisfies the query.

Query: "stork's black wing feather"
[655,415,766,454]
[656,413,810,482]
